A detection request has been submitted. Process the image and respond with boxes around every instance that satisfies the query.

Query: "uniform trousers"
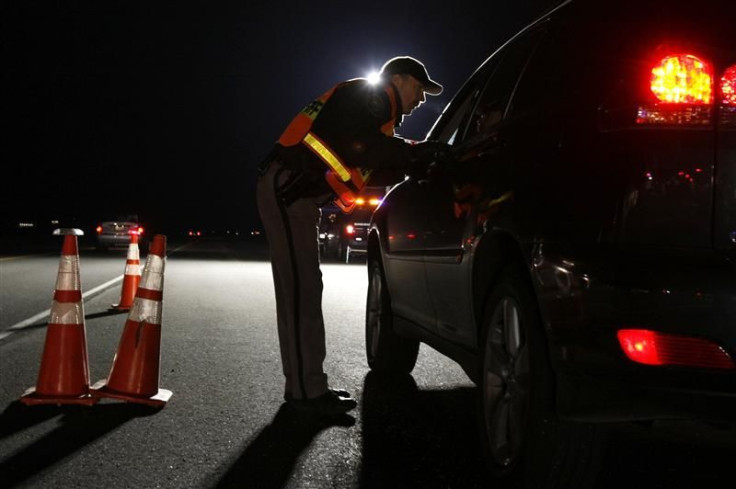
[256,158,330,400]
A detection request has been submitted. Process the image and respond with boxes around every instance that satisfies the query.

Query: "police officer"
[257,56,443,415]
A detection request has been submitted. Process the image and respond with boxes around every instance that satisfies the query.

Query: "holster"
[275,169,310,207]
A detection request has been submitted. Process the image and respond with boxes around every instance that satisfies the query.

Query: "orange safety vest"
[278,79,398,213]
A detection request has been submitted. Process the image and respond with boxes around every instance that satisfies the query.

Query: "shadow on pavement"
[598,419,736,488]
[359,373,734,489]
[85,309,128,320]
[214,404,355,489]
[0,401,158,488]
[359,372,495,489]
[0,309,129,341]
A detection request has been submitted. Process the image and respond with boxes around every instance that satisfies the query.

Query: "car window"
[461,27,545,143]
[428,58,501,145]
[507,28,578,120]
[102,214,139,223]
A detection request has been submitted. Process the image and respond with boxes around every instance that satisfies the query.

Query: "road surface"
[0,238,733,488]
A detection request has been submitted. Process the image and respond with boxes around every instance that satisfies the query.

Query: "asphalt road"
[0,238,734,489]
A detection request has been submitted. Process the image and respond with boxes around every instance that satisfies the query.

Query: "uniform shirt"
[275,78,412,198]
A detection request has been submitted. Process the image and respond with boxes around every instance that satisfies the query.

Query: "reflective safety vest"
[278,79,399,213]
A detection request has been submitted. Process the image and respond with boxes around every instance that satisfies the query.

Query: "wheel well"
[472,232,535,343]
[367,229,381,265]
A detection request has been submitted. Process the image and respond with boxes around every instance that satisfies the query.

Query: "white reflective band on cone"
[127,244,140,260]
[139,255,165,291]
[124,263,142,276]
[49,301,85,324]
[55,256,81,291]
[129,297,162,325]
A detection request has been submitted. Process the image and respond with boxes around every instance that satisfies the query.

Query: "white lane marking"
[0,243,187,341]
[0,275,123,341]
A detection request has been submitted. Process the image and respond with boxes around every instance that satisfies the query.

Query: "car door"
[423,26,546,347]
[381,176,436,329]
[380,58,500,335]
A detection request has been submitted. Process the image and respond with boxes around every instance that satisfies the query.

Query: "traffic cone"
[110,231,141,311]
[92,235,172,407]
[21,229,97,406]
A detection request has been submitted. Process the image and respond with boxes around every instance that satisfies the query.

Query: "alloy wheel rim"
[483,296,530,468]
[367,266,382,359]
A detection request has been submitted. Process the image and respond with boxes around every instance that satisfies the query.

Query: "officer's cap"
[380,56,443,96]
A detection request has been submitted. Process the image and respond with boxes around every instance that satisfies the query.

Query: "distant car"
[95,215,145,250]
[320,188,386,262]
[366,0,735,486]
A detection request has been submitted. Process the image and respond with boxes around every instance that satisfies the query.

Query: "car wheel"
[365,258,419,374]
[479,266,605,488]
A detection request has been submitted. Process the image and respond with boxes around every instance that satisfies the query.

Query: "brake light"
[650,54,712,104]
[637,53,713,125]
[96,225,103,234]
[345,224,355,235]
[130,226,144,236]
[355,198,365,206]
[719,65,736,105]
[368,198,381,206]
[617,329,735,370]
[137,226,144,236]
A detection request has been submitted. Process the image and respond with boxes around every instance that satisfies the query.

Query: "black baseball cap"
[380,56,443,95]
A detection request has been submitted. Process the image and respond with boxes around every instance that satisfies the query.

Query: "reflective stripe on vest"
[303,132,351,182]
[277,79,399,213]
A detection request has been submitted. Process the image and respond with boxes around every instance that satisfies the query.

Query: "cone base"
[91,380,172,407]
[20,387,98,406]
[109,303,132,311]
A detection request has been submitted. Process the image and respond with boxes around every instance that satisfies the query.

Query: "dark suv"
[366,0,735,486]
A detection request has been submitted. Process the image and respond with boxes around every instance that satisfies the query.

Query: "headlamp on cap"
[366,71,382,85]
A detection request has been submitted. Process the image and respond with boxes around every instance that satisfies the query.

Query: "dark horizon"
[2,1,557,236]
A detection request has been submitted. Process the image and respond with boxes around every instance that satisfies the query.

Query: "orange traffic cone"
[92,235,172,407]
[21,229,97,406]
[110,231,141,311]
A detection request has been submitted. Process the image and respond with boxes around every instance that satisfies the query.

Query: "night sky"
[2,1,555,235]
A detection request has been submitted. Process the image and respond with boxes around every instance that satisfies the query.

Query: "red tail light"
[617,329,735,370]
[137,226,144,236]
[650,54,713,104]
[355,198,365,206]
[720,64,736,105]
[345,224,355,235]
[96,225,103,234]
[130,226,144,236]
[637,53,714,125]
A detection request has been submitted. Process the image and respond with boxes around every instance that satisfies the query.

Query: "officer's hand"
[410,141,452,164]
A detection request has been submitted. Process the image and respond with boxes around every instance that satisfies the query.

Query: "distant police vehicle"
[320,188,386,263]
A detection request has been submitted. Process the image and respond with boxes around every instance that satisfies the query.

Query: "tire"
[478,266,605,489]
[365,258,419,374]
